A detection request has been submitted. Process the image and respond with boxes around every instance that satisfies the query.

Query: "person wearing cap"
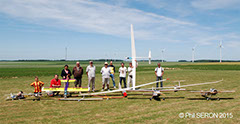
[72,62,84,87]
[155,62,164,88]
[108,61,116,88]
[119,62,127,89]
[86,61,96,92]
[61,64,72,79]
[100,62,111,91]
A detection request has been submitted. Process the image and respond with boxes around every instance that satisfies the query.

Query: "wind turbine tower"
[192,46,195,63]
[219,41,223,63]
[148,50,151,64]
[161,49,165,62]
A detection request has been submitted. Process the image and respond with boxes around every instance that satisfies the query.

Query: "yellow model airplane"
[42,87,88,92]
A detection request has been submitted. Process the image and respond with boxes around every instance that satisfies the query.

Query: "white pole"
[131,24,136,90]
[162,49,165,62]
[220,41,222,63]
[149,50,151,64]
[192,48,195,63]
[220,46,222,63]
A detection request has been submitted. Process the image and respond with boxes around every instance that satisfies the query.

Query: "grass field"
[0,61,239,123]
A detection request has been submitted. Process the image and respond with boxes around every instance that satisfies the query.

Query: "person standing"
[72,62,84,88]
[61,64,72,79]
[101,62,111,91]
[119,62,127,89]
[30,76,44,96]
[86,61,96,92]
[127,61,138,88]
[108,61,116,88]
[155,63,164,88]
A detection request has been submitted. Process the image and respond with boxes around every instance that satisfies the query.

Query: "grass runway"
[0,61,239,123]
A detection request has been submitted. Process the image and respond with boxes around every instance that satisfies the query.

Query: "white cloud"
[0,0,196,41]
[191,0,240,10]
[0,0,239,48]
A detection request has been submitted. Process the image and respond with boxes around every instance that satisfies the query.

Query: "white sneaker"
[101,89,104,91]
[108,89,110,91]
[114,86,116,89]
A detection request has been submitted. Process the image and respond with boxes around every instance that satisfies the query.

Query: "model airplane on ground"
[190,88,235,101]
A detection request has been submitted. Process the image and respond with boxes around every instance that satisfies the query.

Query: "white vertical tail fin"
[131,24,136,90]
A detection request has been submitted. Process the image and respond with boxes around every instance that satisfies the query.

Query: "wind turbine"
[148,50,151,64]
[161,49,165,62]
[192,46,196,63]
[219,41,223,63]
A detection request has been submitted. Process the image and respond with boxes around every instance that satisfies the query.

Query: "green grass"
[0,61,239,123]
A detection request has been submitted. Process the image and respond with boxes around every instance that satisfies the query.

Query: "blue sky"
[0,0,240,61]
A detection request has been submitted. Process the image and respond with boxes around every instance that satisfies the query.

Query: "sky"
[0,0,239,61]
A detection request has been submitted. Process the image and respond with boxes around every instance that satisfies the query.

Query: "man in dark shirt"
[108,61,116,88]
[72,62,83,87]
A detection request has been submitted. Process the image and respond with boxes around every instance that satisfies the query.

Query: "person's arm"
[100,68,103,74]
[30,82,34,87]
[68,69,72,77]
[58,80,61,87]
[81,67,84,75]
[40,81,44,86]
[155,68,158,77]
[128,67,132,73]
[161,68,164,76]
[86,66,89,77]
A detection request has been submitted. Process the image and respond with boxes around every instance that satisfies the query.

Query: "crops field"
[0,61,239,123]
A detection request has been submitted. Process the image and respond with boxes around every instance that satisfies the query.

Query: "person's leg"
[129,76,133,88]
[79,78,82,87]
[127,76,130,88]
[160,76,163,88]
[110,74,116,87]
[156,77,159,88]
[107,78,110,90]
[119,77,122,89]
[88,77,91,91]
[74,78,78,87]
[92,77,95,91]
[102,77,105,90]
[123,77,126,88]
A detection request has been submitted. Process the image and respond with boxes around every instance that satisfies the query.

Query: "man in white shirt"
[155,63,164,88]
[127,61,138,88]
[119,62,127,89]
[100,62,111,91]
[86,61,96,92]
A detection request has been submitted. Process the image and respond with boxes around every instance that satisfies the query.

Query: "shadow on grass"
[187,97,234,100]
